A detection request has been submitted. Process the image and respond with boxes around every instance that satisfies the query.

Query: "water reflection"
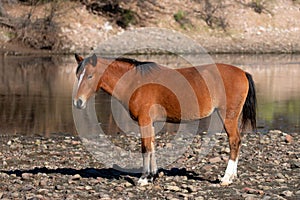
[211,54,300,132]
[0,54,299,136]
[0,56,76,136]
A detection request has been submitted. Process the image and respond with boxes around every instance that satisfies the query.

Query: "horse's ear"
[91,53,97,67]
[75,53,83,64]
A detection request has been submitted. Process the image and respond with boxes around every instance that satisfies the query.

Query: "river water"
[0,54,299,136]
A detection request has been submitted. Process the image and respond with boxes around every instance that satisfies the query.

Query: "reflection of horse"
[73,54,256,186]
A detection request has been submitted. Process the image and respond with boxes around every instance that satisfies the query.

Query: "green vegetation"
[117,9,138,28]
[173,10,193,30]
[174,10,186,22]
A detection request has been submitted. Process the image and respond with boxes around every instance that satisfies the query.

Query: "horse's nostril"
[77,99,83,108]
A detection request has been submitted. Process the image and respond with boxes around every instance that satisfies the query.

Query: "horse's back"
[128,63,249,123]
[178,63,249,113]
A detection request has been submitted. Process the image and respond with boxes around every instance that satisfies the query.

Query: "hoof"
[220,173,235,186]
[137,174,155,186]
[220,180,232,186]
[138,177,150,186]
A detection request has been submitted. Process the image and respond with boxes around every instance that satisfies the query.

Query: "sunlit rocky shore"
[0,130,299,199]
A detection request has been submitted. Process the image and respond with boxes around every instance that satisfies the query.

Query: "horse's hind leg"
[221,115,241,186]
[137,119,157,186]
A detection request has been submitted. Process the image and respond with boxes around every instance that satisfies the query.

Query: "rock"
[38,189,49,195]
[243,187,264,195]
[242,194,261,200]
[39,179,47,186]
[209,156,222,163]
[195,197,204,200]
[35,139,41,145]
[165,185,181,192]
[269,130,282,134]
[124,182,132,187]
[281,190,293,197]
[71,174,81,180]
[166,143,172,148]
[21,173,32,180]
[114,186,124,192]
[55,185,64,190]
[11,192,19,198]
[275,179,285,183]
[158,171,164,178]
[202,164,213,171]
[276,173,285,179]
[291,161,300,169]
[85,185,93,190]
[34,195,44,199]
[186,185,197,193]
[285,134,293,143]
[22,184,34,191]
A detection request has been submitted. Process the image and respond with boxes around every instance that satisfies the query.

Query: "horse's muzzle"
[73,98,86,109]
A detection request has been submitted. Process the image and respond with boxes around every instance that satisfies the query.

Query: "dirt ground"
[0,0,300,54]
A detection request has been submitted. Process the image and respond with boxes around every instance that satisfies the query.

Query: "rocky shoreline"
[0,130,299,199]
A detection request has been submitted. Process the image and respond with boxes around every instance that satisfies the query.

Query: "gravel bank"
[0,130,299,199]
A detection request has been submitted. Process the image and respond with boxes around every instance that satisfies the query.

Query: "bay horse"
[73,53,256,186]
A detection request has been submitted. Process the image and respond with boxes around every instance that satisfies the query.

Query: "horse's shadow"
[1,166,219,185]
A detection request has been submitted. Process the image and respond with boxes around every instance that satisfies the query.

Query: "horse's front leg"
[138,124,157,186]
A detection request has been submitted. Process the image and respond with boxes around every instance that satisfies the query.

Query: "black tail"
[241,72,257,132]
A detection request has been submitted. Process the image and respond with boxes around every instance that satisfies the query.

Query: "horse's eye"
[87,74,93,79]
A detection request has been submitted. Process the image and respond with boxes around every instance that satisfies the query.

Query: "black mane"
[76,56,160,76]
[115,57,159,75]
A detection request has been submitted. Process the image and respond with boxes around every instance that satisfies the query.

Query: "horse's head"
[73,53,101,109]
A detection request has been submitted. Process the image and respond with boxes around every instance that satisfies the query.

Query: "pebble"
[243,194,260,200]
[0,130,298,199]
[285,134,293,143]
[243,187,264,195]
[38,189,48,195]
[209,156,222,163]
[275,179,285,183]
[281,190,293,197]
[114,186,124,192]
[85,185,93,190]
[11,192,19,198]
[158,171,164,177]
[39,179,48,186]
[124,182,132,187]
[72,174,81,180]
[21,173,32,180]
[165,185,181,192]
[276,173,285,179]
[22,184,34,191]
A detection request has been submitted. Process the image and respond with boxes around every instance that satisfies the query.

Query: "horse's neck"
[100,61,133,98]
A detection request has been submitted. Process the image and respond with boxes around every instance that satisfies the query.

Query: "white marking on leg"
[221,159,238,185]
[142,152,150,174]
[150,127,157,175]
[138,177,149,186]
[78,68,86,88]
[233,157,238,177]
[150,149,157,175]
